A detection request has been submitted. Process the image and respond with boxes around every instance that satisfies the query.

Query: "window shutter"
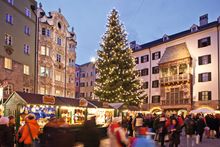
[140,56,143,63]
[198,92,202,100]
[147,55,149,62]
[158,52,161,58]
[208,55,211,63]
[208,91,211,100]
[208,72,211,81]
[198,74,202,82]
[147,69,149,75]
[198,40,201,48]
[207,37,211,45]
[152,53,155,60]
[198,57,202,65]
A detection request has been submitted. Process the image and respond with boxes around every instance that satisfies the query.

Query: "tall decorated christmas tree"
[95,9,146,106]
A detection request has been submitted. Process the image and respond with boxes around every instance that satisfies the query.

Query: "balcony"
[161,99,191,105]
[39,76,52,86]
[39,55,53,67]
[54,80,64,88]
[160,73,191,85]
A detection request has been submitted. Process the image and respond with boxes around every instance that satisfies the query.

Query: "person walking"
[195,114,206,143]
[158,113,167,147]
[79,116,101,147]
[184,115,196,147]
[108,117,129,147]
[168,118,181,147]
[8,115,16,147]
[127,116,133,137]
[133,113,144,136]
[19,114,40,147]
[0,116,11,147]
[131,127,155,147]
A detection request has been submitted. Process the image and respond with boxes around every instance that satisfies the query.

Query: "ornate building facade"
[37,5,76,98]
[132,14,220,113]
[0,0,37,100]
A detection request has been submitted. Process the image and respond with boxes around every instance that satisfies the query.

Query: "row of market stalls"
[4,92,114,128]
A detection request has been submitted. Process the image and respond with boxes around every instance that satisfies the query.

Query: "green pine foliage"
[95,9,146,106]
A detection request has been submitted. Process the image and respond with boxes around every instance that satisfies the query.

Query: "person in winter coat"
[158,113,167,147]
[127,116,133,137]
[0,116,11,147]
[131,127,155,147]
[133,113,144,135]
[168,118,181,147]
[8,115,16,147]
[79,116,101,147]
[19,114,40,147]
[184,115,196,147]
[108,117,129,147]
[196,115,206,142]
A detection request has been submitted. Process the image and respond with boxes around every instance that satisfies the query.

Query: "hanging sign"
[79,98,88,107]
[42,95,55,105]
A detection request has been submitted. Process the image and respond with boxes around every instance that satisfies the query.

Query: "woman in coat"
[168,118,181,147]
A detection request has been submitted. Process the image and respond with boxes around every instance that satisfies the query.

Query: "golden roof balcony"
[160,73,191,86]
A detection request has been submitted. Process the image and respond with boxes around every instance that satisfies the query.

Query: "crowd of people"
[1,110,220,147]
[108,112,220,147]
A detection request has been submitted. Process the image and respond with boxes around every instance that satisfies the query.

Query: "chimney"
[199,14,208,26]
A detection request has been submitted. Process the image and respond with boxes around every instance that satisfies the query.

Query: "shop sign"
[79,98,88,107]
[43,95,55,105]
[103,102,109,108]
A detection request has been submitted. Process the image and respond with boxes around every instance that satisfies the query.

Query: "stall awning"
[159,43,191,64]
[5,92,95,108]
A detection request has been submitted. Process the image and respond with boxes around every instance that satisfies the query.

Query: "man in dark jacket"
[196,115,206,142]
[184,115,196,147]
[79,116,101,147]
[0,116,11,147]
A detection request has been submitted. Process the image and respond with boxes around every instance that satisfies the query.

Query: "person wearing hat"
[108,117,129,147]
[131,127,155,147]
[0,116,11,147]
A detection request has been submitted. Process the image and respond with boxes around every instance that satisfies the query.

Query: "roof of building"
[159,43,191,64]
[6,92,95,108]
[79,62,94,67]
[133,21,219,52]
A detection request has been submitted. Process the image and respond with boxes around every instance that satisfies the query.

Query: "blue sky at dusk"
[37,0,220,64]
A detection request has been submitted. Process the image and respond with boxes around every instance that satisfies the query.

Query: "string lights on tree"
[95,9,146,106]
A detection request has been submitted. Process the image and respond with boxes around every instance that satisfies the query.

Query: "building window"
[199,91,211,101]
[152,95,160,103]
[91,81,93,86]
[42,28,46,35]
[40,67,50,77]
[198,72,211,82]
[24,26,30,35]
[55,90,61,95]
[23,87,30,93]
[40,46,49,56]
[5,14,13,24]
[5,34,12,46]
[81,73,85,78]
[141,55,149,63]
[57,37,62,45]
[25,8,31,18]
[142,82,148,89]
[80,93,85,97]
[55,72,62,81]
[141,68,148,76]
[42,28,50,37]
[135,57,139,64]
[198,55,211,65]
[23,65,30,75]
[69,59,74,67]
[86,82,88,87]
[76,82,79,86]
[56,54,61,62]
[4,84,13,96]
[80,83,85,87]
[4,58,12,69]
[7,0,14,5]
[24,44,30,55]
[152,66,159,74]
[152,52,161,60]
[152,80,159,88]
[198,37,211,48]
[46,29,50,37]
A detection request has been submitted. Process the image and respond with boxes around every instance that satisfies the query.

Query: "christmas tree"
[95,9,146,106]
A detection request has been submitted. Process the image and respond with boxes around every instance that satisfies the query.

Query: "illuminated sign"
[42,95,55,105]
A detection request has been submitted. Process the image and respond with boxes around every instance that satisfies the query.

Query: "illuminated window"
[25,8,31,18]
[4,58,12,69]
[23,65,30,75]
[5,34,12,45]
[41,46,49,56]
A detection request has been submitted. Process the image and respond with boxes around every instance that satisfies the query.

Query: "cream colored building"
[132,14,220,113]
[79,62,96,99]
[0,0,37,99]
[37,5,76,98]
